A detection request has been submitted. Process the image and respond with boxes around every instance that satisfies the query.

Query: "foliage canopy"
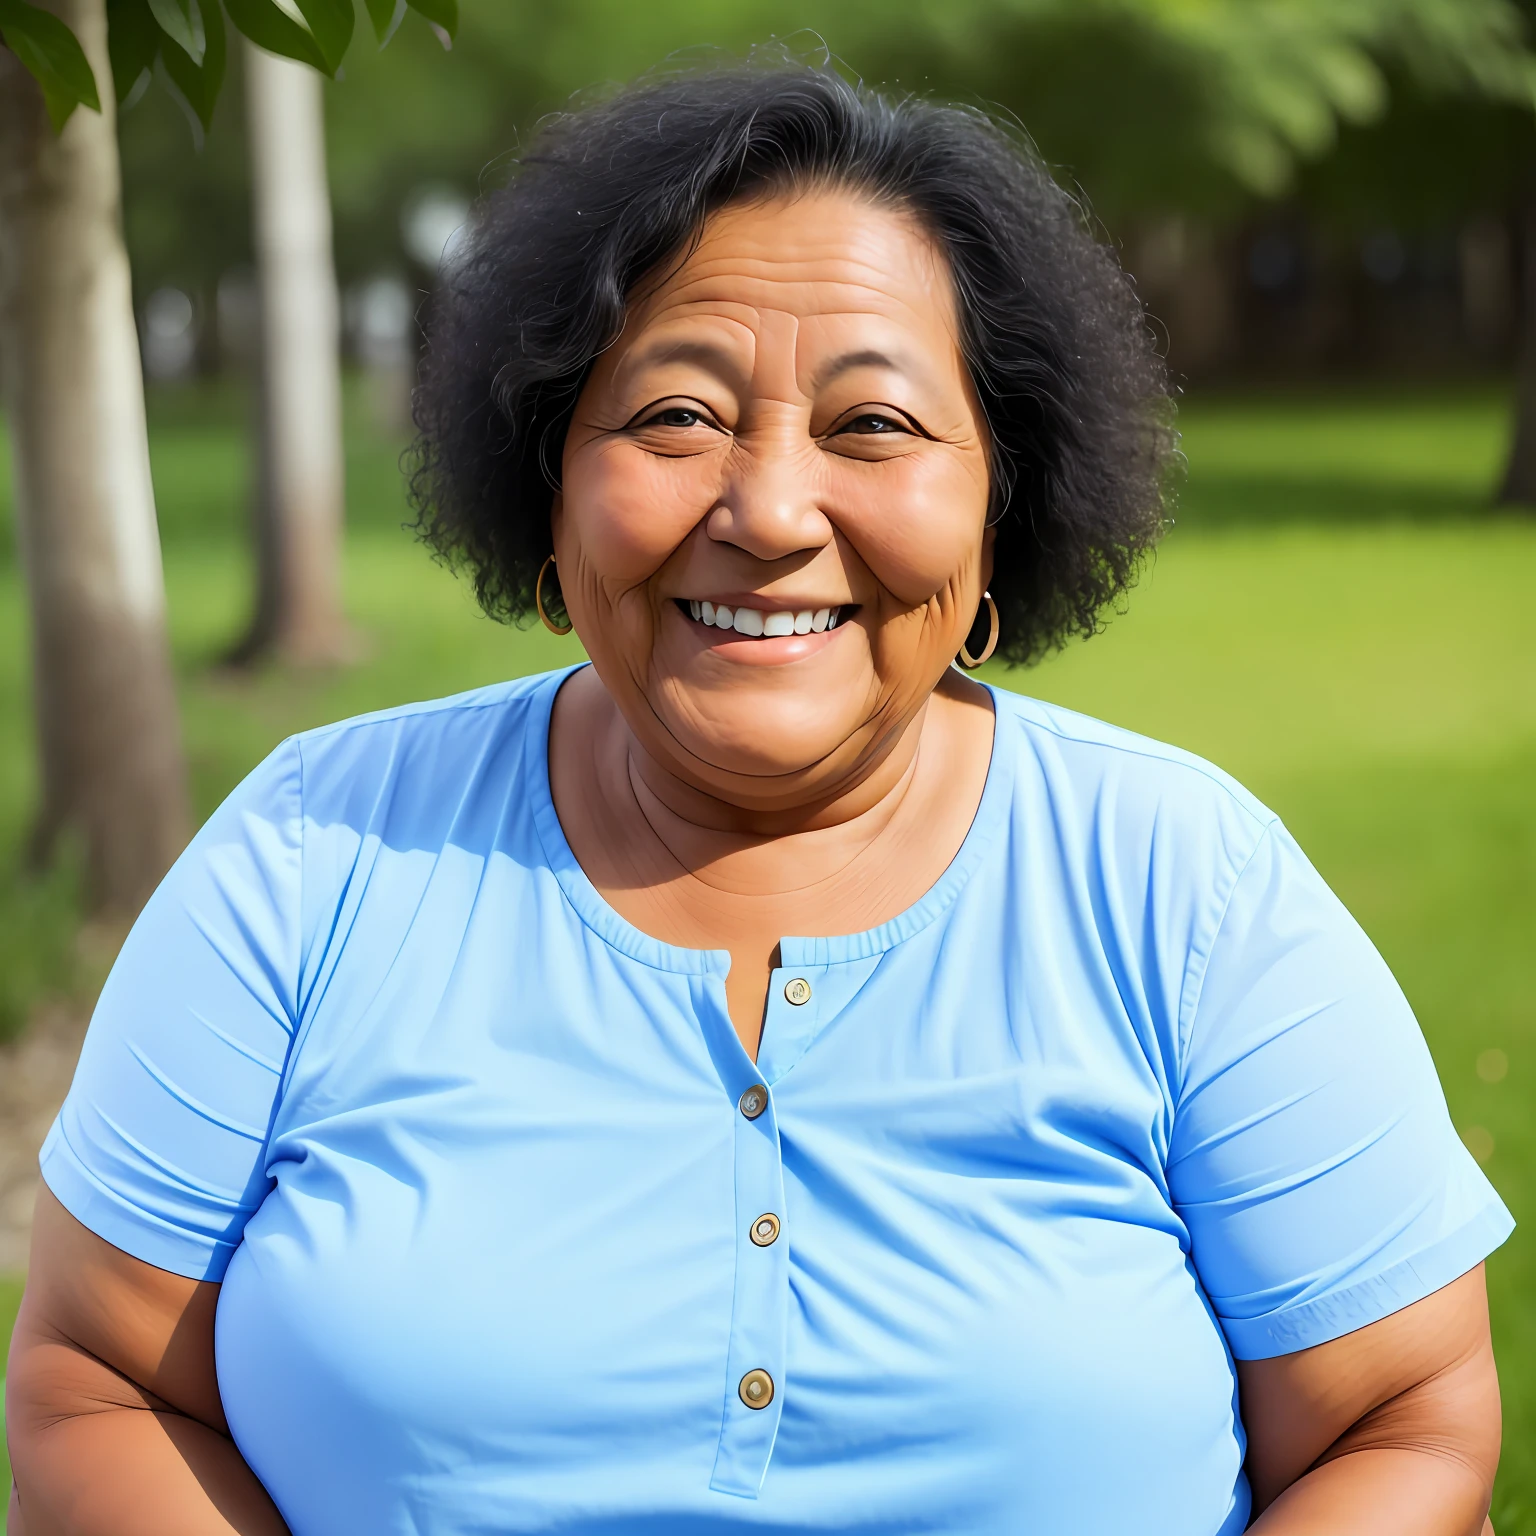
[0,0,456,131]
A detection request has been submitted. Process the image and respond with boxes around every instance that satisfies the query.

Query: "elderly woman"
[6,61,1511,1536]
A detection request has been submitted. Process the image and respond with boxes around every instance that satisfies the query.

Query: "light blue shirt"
[42,666,1511,1535]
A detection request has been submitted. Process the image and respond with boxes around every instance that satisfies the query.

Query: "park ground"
[1,382,1533,1521]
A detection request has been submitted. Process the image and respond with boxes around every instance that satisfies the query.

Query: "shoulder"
[979,689,1306,1095]
[989,685,1276,856]
[983,687,1284,970]
[284,668,569,820]
[990,686,1271,824]
[195,668,571,901]
[295,668,563,768]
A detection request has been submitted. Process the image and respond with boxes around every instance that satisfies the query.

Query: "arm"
[1240,1265,1500,1535]
[5,1185,288,1536]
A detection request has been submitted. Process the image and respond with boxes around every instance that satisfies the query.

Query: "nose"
[705,440,833,562]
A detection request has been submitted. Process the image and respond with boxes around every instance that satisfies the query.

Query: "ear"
[980,521,997,591]
[549,492,564,546]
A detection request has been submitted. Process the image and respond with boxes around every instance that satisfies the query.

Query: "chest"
[595,869,960,1062]
[214,889,1243,1534]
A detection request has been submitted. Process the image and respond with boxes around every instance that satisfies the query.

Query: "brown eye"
[642,406,713,429]
[835,413,906,435]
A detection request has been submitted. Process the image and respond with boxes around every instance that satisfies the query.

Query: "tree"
[1497,0,1536,503]
[851,0,1536,472]
[1502,197,1536,502]
[236,38,351,664]
[0,0,456,915]
[0,0,186,915]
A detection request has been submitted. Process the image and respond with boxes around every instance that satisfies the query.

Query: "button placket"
[702,956,880,1499]
[709,1070,789,1499]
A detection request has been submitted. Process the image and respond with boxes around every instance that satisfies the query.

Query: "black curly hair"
[409,55,1174,666]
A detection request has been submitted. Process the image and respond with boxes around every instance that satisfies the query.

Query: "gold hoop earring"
[535,555,573,636]
[957,591,999,670]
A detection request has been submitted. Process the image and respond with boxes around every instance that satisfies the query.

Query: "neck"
[623,727,928,900]
[624,695,932,845]
[572,670,987,902]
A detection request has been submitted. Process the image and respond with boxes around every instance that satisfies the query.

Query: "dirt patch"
[0,1002,88,1275]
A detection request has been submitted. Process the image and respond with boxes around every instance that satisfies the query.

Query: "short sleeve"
[1169,820,1513,1360]
[40,739,303,1282]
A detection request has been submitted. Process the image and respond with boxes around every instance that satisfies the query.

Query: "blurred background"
[1,0,1533,1522]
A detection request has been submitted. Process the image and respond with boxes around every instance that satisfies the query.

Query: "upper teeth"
[690,601,839,635]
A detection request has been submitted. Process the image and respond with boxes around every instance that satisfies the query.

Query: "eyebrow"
[812,349,903,388]
[621,338,749,388]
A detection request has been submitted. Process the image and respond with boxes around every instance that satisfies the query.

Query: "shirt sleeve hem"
[39,1129,239,1283]
[1219,1197,1516,1361]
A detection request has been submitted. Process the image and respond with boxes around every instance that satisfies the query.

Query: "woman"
[6,61,1511,1536]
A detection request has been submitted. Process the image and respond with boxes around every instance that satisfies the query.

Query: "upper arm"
[8,1184,224,1435]
[1237,1264,1501,1516]
[8,1191,290,1536]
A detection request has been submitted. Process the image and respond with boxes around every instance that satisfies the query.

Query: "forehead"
[617,189,963,360]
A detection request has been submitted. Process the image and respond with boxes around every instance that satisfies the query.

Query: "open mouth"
[677,600,850,638]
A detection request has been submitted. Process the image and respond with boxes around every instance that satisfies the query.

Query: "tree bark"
[1497,201,1536,508]
[0,3,190,915]
[235,40,352,664]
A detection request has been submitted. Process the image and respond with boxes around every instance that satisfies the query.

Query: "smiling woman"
[4,57,1512,1536]
[409,64,1170,671]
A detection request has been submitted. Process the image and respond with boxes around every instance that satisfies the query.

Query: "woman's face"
[554,188,993,810]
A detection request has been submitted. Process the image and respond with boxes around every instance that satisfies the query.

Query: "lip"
[677,594,851,613]
[668,599,851,665]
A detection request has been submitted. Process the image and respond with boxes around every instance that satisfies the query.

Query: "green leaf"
[294,0,351,72]
[222,0,328,71]
[405,0,454,44]
[146,0,203,65]
[0,0,102,128]
[159,0,223,127]
[107,0,163,101]
[363,0,403,46]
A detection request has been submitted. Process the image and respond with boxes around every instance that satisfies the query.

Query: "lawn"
[1,381,1532,1523]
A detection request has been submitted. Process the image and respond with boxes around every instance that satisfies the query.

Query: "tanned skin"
[7,191,1501,1533]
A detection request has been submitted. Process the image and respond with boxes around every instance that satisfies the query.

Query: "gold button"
[738,1085,768,1120]
[738,1368,775,1409]
[750,1212,781,1247]
[783,977,812,1006]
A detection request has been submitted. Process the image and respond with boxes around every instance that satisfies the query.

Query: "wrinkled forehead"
[600,189,968,394]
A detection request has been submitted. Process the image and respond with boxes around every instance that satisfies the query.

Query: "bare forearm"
[1247,1447,1492,1536]
[10,1408,288,1536]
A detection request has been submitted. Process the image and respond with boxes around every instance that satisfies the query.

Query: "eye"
[632,403,720,431]
[831,412,909,436]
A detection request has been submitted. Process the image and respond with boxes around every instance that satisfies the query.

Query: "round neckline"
[525,664,1014,975]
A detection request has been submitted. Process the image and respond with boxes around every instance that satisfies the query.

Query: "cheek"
[562,444,716,584]
[837,456,988,609]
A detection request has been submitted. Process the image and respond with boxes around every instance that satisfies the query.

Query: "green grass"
[1,1274,22,1497]
[1,380,1533,1523]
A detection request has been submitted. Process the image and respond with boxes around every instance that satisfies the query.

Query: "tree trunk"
[0,3,190,915]
[1497,202,1536,508]
[235,40,352,664]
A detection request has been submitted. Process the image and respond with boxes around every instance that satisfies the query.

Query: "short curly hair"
[409,56,1173,666]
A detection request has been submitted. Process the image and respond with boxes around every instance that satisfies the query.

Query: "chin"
[651,686,864,785]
